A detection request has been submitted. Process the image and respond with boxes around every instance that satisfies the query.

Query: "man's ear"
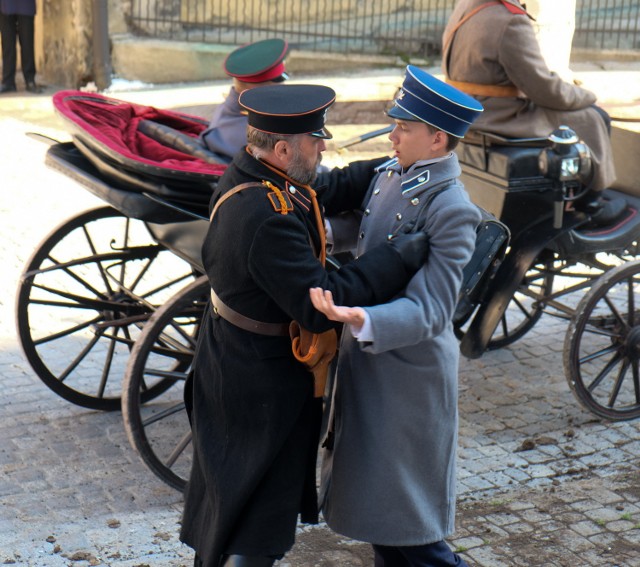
[273,139,290,161]
[433,130,449,151]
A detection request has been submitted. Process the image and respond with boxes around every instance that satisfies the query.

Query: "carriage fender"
[459,220,573,359]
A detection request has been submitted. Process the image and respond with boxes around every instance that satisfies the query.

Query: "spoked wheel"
[456,258,555,349]
[486,260,555,349]
[122,275,209,491]
[564,260,640,420]
[16,206,198,410]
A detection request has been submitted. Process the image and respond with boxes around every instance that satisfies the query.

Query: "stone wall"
[39,0,93,88]
[32,0,127,88]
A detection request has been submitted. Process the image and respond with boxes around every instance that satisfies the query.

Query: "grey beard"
[287,156,319,185]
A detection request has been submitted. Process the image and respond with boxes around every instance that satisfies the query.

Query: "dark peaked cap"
[224,38,289,83]
[239,84,336,139]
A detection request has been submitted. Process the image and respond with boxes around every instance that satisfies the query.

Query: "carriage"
[15,90,640,493]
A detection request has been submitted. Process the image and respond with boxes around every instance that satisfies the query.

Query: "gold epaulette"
[263,180,294,214]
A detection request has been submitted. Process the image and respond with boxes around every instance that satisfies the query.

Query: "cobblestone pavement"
[1,66,640,566]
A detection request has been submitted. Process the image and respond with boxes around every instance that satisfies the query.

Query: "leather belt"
[445,78,522,98]
[210,288,290,336]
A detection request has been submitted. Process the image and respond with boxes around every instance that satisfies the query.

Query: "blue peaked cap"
[387,65,483,138]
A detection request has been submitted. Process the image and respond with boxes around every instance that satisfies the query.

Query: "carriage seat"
[457,134,548,182]
[137,120,227,166]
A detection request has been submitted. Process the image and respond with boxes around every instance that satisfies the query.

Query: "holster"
[289,321,338,398]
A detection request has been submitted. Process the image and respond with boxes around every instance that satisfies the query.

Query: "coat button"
[359,231,365,239]
[364,208,371,216]
[373,188,380,195]
[418,176,426,182]
[387,234,393,240]
[387,170,393,177]
[289,186,297,194]
[411,198,420,206]
[396,213,402,220]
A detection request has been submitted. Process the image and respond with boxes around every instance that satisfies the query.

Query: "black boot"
[577,191,627,227]
[221,555,277,567]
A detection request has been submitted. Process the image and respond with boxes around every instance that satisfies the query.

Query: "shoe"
[584,195,627,227]
[0,84,17,94]
[25,81,43,94]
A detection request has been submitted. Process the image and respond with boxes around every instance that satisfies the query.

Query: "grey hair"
[246,127,303,159]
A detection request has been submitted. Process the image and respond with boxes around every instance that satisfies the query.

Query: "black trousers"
[373,541,469,567]
[0,12,36,87]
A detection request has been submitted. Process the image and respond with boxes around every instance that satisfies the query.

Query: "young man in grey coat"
[310,66,483,567]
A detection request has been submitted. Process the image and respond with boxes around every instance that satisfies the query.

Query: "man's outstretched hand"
[309,288,366,329]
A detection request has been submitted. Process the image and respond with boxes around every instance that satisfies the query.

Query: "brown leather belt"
[445,78,522,98]
[210,288,290,336]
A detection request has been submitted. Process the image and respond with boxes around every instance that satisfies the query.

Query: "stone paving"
[1,66,640,566]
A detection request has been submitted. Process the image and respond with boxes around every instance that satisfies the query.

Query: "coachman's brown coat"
[443,0,615,192]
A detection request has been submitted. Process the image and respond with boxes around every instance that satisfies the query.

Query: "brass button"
[359,231,365,239]
[364,208,371,216]
[411,198,420,206]
[373,188,380,195]
[396,213,402,221]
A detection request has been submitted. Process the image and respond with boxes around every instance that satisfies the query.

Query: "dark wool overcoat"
[443,0,615,192]
[180,149,417,566]
[0,0,35,15]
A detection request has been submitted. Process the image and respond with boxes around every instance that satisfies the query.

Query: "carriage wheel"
[486,260,555,349]
[564,260,640,420]
[455,259,555,349]
[16,206,197,411]
[122,276,209,491]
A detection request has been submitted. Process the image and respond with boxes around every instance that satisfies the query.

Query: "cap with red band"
[224,38,290,83]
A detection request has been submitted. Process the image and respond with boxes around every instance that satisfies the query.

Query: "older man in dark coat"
[180,84,430,567]
[443,0,624,225]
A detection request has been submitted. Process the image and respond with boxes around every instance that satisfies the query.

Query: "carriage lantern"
[538,125,593,228]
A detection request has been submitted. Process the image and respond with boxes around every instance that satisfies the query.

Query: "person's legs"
[220,554,278,566]
[0,13,18,90]
[401,541,469,567]
[372,544,411,567]
[374,541,469,567]
[16,14,36,85]
[591,104,612,136]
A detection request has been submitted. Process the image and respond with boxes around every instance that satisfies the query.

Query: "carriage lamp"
[538,125,593,228]
[538,125,592,183]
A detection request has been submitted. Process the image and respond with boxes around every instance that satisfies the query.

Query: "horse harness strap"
[208,181,294,337]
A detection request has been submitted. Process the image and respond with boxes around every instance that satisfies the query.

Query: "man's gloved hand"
[387,231,430,273]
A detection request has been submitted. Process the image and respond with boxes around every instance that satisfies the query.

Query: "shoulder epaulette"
[262,180,294,214]
[375,157,399,173]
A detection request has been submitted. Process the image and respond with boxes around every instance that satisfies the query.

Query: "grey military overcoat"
[320,154,481,545]
[443,0,615,192]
